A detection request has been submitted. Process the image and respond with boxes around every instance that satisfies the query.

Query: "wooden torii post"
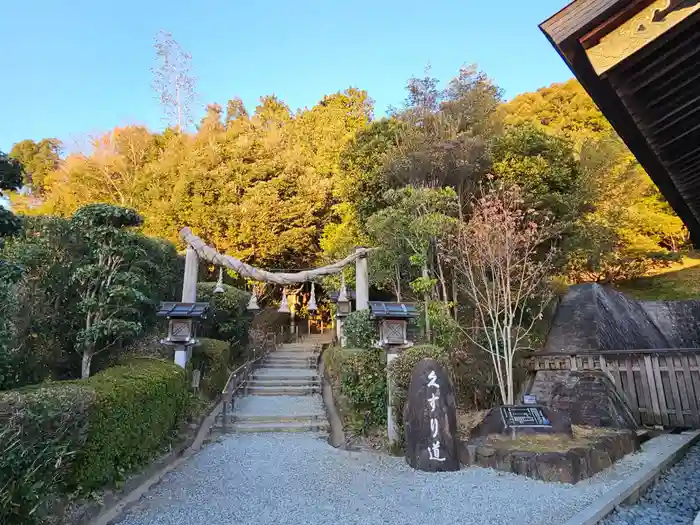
[175,227,371,367]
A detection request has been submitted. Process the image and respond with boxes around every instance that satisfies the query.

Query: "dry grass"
[457,409,619,453]
[457,409,489,440]
[484,426,613,453]
[614,251,700,300]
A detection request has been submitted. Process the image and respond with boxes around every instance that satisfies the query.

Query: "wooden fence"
[530,349,700,428]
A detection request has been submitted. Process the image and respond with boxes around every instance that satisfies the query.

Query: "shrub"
[0,384,94,525]
[322,344,347,384]
[343,309,377,349]
[70,359,189,492]
[0,213,183,386]
[451,346,501,410]
[388,344,451,445]
[417,301,459,349]
[339,348,386,434]
[190,338,230,398]
[197,283,251,360]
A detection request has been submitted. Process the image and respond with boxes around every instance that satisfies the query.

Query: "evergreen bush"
[339,347,387,433]
[343,309,377,349]
[190,338,231,398]
[197,282,251,360]
[70,358,189,492]
[0,212,183,387]
[0,384,94,525]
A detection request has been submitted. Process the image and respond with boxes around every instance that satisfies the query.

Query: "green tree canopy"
[9,139,61,193]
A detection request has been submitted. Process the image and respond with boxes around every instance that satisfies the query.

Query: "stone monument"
[403,359,459,472]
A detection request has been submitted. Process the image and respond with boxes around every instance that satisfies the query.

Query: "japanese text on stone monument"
[426,370,446,462]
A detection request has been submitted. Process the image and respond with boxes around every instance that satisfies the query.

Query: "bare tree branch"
[445,184,557,405]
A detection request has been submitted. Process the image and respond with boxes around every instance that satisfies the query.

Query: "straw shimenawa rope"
[179,227,372,286]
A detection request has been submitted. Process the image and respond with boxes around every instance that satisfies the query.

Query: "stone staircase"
[213,335,331,434]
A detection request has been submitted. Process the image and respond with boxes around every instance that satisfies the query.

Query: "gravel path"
[601,442,700,525]
[234,395,325,417]
[114,433,692,525]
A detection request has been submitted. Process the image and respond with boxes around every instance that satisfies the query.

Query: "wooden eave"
[540,0,700,245]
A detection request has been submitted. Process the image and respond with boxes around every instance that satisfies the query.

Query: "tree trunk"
[395,264,402,302]
[451,272,458,320]
[436,253,449,306]
[422,264,431,341]
[81,349,93,379]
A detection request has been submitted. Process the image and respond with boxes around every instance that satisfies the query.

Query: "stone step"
[253,368,318,377]
[265,359,315,366]
[247,385,319,396]
[276,347,318,353]
[247,378,320,388]
[264,362,315,370]
[267,354,315,359]
[221,413,327,424]
[225,420,330,433]
[265,361,315,368]
[252,374,319,382]
[268,353,316,359]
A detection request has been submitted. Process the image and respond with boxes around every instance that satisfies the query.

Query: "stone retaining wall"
[458,430,639,484]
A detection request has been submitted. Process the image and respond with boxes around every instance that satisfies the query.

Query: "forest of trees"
[1,67,685,291]
[0,48,693,523]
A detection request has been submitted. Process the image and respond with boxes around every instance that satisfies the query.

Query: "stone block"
[536,452,575,483]
[590,442,612,472]
[458,442,478,465]
[511,451,533,477]
[458,429,638,484]
[527,370,638,430]
[476,445,498,469]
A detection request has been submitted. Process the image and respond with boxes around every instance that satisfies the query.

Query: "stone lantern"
[368,301,419,446]
[157,301,210,367]
[332,275,353,346]
[370,301,418,350]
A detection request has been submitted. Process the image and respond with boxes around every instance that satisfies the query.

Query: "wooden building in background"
[540,0,700,244]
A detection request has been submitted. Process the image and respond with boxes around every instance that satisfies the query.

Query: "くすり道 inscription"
[404,358,459,472]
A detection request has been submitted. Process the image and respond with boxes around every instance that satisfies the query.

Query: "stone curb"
[88,398,223,525]
[318,346,346,449]
[562,430,700,525]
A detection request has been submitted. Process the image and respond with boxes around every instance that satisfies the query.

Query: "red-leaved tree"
[447,184,558,405]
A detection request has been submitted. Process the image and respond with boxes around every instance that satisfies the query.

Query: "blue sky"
[1,0,573,154]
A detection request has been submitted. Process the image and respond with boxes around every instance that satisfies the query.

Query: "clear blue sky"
[1,0,573,154]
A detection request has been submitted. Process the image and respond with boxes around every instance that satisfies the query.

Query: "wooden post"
[175,246,199,368]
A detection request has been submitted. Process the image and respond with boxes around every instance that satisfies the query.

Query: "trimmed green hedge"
[0,359,189,524]
[72,359,189,491]
[339,348,386,434]
[190,338,230,398]
[0,384,93,525]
